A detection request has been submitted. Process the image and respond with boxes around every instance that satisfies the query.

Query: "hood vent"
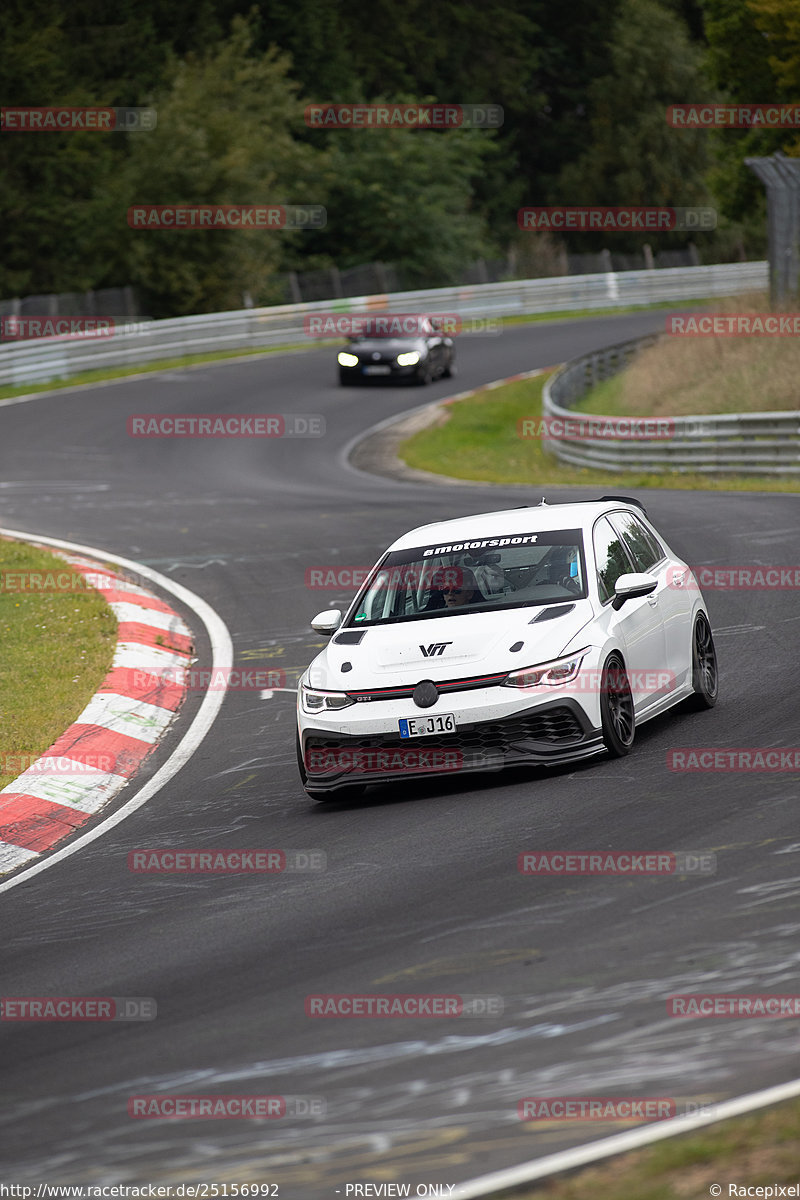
[530,603,575,623]
[333,630,366,645]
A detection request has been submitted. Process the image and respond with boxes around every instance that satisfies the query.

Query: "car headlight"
[301,684,356,713]
[396,351,420,366]
[503,648,590,689]
[338,352,359,367]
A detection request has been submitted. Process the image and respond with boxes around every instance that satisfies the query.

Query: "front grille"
[306,705,586,763]
[346,669,509,703]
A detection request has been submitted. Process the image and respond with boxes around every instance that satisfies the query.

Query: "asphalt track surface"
[2,311,799,1196]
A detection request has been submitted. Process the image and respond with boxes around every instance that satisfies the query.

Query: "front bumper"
[300,698,604,792]
[339,361,423,381]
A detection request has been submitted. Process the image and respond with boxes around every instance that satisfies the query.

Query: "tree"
[292,121,499,290]
[554,0,714,252]
[109,15,313,316]
[700,0,797,234]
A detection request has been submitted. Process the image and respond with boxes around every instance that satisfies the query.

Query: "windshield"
[347,528,587,626]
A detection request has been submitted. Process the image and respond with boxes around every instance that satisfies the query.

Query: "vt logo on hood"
[420,641,452,657]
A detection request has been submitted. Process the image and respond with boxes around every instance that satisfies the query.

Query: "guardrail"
[0,261,768,388]
[542,332,800,475]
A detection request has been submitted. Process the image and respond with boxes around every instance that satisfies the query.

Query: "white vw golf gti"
[296,498,718,799]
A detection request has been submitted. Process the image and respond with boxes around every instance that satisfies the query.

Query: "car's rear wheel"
[599,653,635,757]
[688,612,718,709]
[296,733,366,802]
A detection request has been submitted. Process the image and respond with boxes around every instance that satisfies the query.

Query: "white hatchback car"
[296,497,718,799]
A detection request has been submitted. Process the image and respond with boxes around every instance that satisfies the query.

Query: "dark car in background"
[337,315,455,386]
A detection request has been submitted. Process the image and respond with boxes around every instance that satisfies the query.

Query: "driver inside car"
[440,565,483,608]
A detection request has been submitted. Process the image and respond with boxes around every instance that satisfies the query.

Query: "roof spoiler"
[597,494,648,515]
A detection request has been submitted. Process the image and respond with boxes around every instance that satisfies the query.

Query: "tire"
[416,363,433,385]
[599,653,635,757]
[442,359,456,379]
[296,733,366,802]
[688,612,718,709]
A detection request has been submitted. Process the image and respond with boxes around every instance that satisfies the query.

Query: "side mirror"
[310,609,342,635]
[612,573,657,611]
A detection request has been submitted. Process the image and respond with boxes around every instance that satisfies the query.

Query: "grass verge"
[0,538,117,792]
[398,374,800,492]
[505,1095,800,1198]
[576,292,800,418]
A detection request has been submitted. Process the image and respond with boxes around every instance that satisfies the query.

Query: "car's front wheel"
[599,653,635,757]
[688,612,718,709]
[416,363,433,385]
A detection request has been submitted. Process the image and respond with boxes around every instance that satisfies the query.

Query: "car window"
[346,529,588,626]
[593,516,635,604]
[609,511,665,572]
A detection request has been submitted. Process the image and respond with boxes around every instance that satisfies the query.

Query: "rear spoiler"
[597,494,647,516]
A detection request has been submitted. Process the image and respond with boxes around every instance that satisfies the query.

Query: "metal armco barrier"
[542,331,800,475]
[0,261,768,388]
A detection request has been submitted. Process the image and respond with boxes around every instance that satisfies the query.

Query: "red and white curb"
[0,545,194,875]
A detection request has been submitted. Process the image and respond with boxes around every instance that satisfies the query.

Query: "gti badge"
[419,642,452,657]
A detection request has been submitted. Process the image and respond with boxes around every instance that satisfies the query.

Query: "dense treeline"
[1,0,797,316]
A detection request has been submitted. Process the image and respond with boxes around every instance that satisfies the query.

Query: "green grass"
[0,538,117,793]
[398,373,800,492]
[506,1096,800,1199]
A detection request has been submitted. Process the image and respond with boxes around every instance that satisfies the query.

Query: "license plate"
[399,713,457,738]
[363,365,391,375]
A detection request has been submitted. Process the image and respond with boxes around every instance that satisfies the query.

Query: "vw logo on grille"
[412,679,439,709]
[372,352,381,360]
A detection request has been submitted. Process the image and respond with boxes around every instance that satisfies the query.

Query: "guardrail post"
[745,151,800,306]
